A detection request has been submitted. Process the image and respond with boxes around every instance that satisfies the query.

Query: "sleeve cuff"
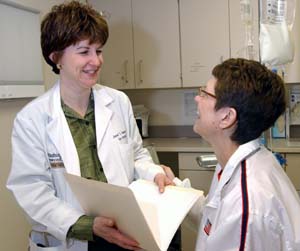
[67,215,95,241]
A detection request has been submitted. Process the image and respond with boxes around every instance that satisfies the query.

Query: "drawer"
[179,170,214,194]
[285,153,300,190]
[179,152,216,171]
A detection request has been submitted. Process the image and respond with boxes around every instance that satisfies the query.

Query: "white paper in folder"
[65,173,203,251]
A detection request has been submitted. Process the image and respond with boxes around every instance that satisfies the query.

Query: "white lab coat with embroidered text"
[7,82,164,251]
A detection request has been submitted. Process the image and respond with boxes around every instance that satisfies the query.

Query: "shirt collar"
[206,139,261,208]
[61,92,94,119]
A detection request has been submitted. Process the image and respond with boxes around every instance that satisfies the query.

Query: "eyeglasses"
[198,86,216,99]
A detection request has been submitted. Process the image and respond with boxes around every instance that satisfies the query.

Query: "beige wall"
[0,1,61,250]
[0,99,32,251]
[124,88,198,126]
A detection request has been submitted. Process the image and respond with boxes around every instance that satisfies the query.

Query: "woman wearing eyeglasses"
[193,58,300,251]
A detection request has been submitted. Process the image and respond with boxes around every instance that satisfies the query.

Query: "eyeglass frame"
[198,86,217,99]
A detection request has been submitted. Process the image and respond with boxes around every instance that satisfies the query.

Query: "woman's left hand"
[160,164,175,181]
[154,172,174,193]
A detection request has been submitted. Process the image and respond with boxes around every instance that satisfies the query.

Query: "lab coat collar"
[47,82,61,118]
[45,82,114,176]
[92,84,113,147]
[46,81,81,176]
[206,139,261,208]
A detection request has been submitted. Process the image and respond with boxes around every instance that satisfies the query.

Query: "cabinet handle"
[195,155,217,170]
[138,60,143,85]
[123,60,129,85]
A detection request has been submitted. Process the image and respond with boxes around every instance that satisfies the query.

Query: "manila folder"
[65,173,203,251]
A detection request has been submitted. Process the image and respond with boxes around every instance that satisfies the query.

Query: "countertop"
[143,137,300,153]
[143,138,212,152]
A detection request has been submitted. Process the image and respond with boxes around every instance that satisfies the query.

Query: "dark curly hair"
[212,58,286,144]
[41,1,109,74]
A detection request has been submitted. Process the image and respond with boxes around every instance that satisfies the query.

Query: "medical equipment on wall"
[259,0,296,67]
[260,0,297,144]
[289,87,300,125]
[240,0,256,59]
[286,86,300,139]
[270,85,300,142]
[133,105,150,138]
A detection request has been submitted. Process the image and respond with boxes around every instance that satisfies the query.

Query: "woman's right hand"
[93,216,140,250]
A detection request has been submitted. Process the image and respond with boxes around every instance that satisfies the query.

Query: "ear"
[49,52,55,63]
[219,107,237,129]
[49,52,60,64]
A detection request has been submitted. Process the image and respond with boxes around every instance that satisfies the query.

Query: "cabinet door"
[90,0,135,89]
[180,170,214,195]
[178,152,215,194]
[132,0,181,88]
[180,0,230,87]
[179,152,215,251]
[181,218,198,251]
[285,153,300,194]
[229,0,259,60]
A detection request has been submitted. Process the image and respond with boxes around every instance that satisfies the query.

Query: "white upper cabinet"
[132,0,181,88]
[179,0,230,87]
[91,1,300,89]
[90,0,135,89]
[90,0,181,89]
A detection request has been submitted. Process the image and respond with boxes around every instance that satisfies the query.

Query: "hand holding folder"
[65,174,204,251]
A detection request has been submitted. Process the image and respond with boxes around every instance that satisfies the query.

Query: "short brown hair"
[41,1,109,74]
[212,58,286,144]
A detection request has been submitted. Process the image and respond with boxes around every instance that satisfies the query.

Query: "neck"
[210,137,239,169]
[60,80,91,117]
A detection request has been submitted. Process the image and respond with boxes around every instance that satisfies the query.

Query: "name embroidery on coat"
[48,153,64,168]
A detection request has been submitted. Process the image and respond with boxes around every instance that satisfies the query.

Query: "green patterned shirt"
[62,93,107,241]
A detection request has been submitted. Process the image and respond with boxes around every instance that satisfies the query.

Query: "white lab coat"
[196,139,300,251]
[7,82,164,251]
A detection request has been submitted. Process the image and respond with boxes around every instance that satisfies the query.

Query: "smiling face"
[194,76,239,145]
[193,77,219,141]
[54,39,103,91]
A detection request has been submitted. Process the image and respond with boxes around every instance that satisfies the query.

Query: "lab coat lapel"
[207,140,261,208]
[93,85,113,147]
[46,82,81,176]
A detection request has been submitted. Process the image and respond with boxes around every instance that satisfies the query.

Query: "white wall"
[0,1,62,251]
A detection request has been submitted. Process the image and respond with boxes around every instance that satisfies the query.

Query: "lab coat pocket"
[118,141,135,182]
[29,231,65,251]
